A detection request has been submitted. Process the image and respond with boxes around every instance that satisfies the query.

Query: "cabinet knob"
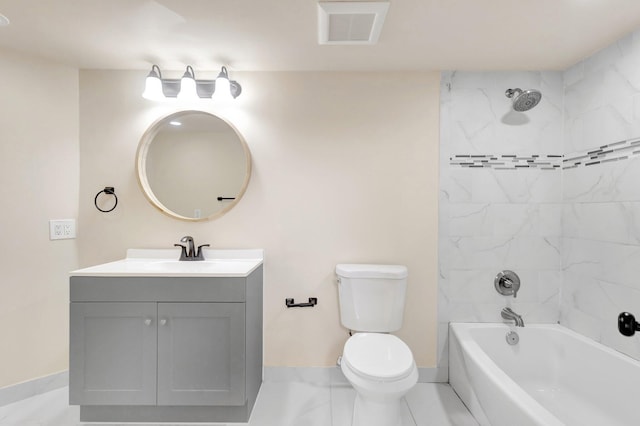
[144,318,152,326]
[160,319,167,326]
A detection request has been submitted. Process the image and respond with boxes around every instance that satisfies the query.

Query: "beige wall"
[0,48,79,387]
[78,70,440,367]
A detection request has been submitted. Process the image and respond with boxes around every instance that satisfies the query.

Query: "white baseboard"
[263,366,447,384]
[0,370,68,407]
[0,366,446,407]
[419,366,448,383]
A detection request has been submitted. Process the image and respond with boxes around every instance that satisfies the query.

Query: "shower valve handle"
[618,312,640,337]
[495,270,520,298]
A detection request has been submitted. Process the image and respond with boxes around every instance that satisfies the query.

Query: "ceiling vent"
[318,1,390,45]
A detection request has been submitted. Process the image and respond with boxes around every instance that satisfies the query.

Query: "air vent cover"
[318,1,389,45]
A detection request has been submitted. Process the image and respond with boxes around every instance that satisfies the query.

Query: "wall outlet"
[49,219,76,240]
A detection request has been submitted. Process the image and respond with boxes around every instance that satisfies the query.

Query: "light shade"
[177,66,199,100]
[142,65,165,101]
[213,67,233,101]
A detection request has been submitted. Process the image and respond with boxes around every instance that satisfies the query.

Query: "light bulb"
[212,66,234,101]
[142,66,165,101]
[177,66,199,100]
[213,76,232,101]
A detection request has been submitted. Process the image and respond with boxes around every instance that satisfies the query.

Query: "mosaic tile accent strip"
[449,154,563,170]
[449,138,640,170]
[563,137,640,169]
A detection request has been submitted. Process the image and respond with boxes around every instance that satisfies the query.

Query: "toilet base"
[352,393,402,426]
[339,333,418,426]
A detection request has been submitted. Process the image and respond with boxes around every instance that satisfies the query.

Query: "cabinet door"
[157,302,246,406]
[69,302,157,405]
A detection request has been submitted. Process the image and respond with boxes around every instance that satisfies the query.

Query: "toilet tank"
[335,264,408,332]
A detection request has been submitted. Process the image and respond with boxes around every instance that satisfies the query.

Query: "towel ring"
[95,187,118,213]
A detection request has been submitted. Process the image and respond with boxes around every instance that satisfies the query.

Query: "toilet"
[335,264,418,426]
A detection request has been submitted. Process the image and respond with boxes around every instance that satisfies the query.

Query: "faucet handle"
[174,244,188,261]
[195,244,210,260]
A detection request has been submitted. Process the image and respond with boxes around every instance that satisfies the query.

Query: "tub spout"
[501,307,524,327]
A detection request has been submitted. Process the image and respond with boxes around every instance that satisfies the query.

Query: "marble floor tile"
[249,381,332,426]
[0,382,476,426]
[0,387,79,426]
[405,384,479,426]
[330,384,416,426]
[330,384,355,426]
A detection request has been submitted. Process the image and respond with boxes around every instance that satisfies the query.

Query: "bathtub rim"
[449,322,640,426]
[449,322,562,426]
[450,322,640,369]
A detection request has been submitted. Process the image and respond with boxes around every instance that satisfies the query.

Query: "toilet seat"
[343,333,415,382]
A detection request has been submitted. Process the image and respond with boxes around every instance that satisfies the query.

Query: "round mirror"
[136,110,251,221]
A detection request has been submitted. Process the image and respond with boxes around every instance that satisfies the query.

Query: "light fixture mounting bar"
[159,79,216,98]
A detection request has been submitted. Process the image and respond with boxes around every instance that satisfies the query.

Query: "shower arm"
[505,88,522,99]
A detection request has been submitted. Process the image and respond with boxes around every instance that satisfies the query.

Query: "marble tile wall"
[438,71,565,377]
[439,29,640,371]
[561,31,640,360]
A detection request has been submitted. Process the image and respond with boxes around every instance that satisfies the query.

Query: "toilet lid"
[343,333,415,381]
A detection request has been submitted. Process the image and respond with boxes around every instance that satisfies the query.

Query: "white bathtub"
[449,323,640,426]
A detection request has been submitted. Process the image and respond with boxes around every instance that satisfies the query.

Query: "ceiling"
[1,0,640,72]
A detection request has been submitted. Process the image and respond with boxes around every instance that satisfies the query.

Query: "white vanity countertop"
[70,249,264,277]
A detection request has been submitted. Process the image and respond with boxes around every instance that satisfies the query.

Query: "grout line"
[403,396,419,426]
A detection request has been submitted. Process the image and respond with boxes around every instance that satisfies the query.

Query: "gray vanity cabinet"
[156,302,245,406]
[69,302,158,405]
[69,266,263,423]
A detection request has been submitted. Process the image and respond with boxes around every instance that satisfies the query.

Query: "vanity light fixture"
[142,65,242,101]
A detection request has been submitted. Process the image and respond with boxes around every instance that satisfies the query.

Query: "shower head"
[505,88,542,112]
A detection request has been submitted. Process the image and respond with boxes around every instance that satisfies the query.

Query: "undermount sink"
[70,248,263,277]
